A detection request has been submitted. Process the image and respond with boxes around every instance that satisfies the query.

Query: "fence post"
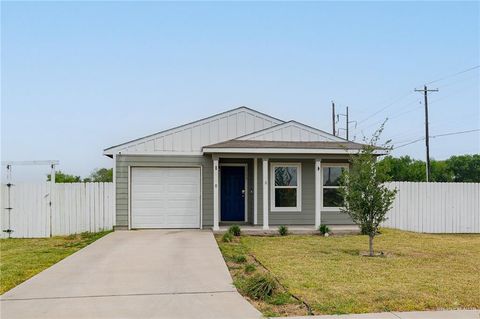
[49,164,56,237]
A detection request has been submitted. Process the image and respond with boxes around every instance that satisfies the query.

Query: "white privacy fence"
[383,182,480,233]
[1,182,114,238]
[2,181,479,237]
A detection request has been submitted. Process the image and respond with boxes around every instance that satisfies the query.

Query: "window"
[322,164,348,210]
[271,163,302,212]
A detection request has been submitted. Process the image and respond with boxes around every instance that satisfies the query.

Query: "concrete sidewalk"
[276,310,479,319]
[1,230,261,319]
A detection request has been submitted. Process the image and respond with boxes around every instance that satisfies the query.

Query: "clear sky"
[2,1,479,181]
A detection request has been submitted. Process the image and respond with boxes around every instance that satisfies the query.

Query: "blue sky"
[2,1,479,180]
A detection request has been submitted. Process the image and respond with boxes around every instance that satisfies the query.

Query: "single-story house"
[104,107,368,231]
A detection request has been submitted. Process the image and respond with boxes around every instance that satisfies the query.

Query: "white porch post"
[253,157,258,225]
[315,158,322,229]
[262,158,269,230]
[213,157,220,231]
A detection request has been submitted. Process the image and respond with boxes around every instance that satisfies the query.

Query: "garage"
[131,167,201,229]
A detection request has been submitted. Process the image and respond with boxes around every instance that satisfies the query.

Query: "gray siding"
[115,154,354,228]
[255,158,355,226]
[116,154,213,227]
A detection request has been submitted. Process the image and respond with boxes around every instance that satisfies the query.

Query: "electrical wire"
[355,65,479,128]
[357,92,414,125]
[393,129,480,150]
[425,65,480,85]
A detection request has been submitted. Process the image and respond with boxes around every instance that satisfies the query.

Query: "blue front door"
[221,166,245,222]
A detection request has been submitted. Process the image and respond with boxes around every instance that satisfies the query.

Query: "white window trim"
[270,163,302,212]
[321,163,349,211]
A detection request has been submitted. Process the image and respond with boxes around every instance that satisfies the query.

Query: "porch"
[204,140,364,231]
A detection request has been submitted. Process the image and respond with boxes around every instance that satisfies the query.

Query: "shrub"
[222,232,233,243]
[278,225,289,236]
[233,255,247,263]
[244,274,277,300]
[228,225,241,236]
[319,224,330,235]
[244,263,256,273]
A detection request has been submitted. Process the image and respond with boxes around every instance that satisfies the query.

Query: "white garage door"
[131,167,201,229]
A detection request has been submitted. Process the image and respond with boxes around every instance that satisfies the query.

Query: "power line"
[357,92,414,125]
[357,65,479,128]
[425,65,480,85]
[393,128,480,150]
[360,102,422,131]
[431,128,480,139]
[394,137,425,150]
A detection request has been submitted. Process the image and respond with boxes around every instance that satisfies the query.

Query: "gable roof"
[103,106,283,156]
[235,120,345,142]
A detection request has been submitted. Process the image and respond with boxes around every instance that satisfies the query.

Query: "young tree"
[340,129,397,257]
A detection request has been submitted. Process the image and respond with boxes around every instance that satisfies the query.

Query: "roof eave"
[202,147,385,155]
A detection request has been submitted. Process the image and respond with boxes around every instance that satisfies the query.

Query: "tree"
[47,171,82,183]
[446,154,480,182]
[340,129,397,257]
[430,160,453,182]
[84,168,113,182]
[378,154,480,182]
[377,155,425,181]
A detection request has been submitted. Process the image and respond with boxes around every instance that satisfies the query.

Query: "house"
[104,107,368,231]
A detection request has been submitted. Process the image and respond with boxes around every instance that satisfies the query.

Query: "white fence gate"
[383,182,480,233]
[1,182,114,238]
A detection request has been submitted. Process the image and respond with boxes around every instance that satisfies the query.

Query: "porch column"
[213,157,220,231]
[253,158,258,225]
[315,158,322,229]
[262,158,269,230]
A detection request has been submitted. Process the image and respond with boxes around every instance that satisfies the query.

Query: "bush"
[244,263,256,273]
[319,224,330,235]
[233,255,247,263]
[222,232,233,243]
[278,225,289,236]
[244,274,277,300]
[228,225,241,236]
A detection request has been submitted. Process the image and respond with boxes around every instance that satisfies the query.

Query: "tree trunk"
[369,235,374,257]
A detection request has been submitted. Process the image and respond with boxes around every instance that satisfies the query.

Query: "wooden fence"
[1,182,114,238]
[383,182,480,233]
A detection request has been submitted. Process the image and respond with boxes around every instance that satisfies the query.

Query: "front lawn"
[0,231,110,294]
[217,228,480,316]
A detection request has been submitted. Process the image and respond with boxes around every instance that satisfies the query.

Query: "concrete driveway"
[0,230,261,319]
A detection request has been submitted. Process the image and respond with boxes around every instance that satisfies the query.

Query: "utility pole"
[415,85,438,182]
[346,106,349,140]
[336,106,356,141]
[332,101,336,136]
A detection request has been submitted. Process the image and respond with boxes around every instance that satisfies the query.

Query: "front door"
[221,166,245,222]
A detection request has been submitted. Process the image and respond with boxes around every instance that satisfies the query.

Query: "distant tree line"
[47,168,113,183]
[378,154,480,183]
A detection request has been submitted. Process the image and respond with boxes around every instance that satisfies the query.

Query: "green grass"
[0,231,110,294]
[219,229,480,315]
